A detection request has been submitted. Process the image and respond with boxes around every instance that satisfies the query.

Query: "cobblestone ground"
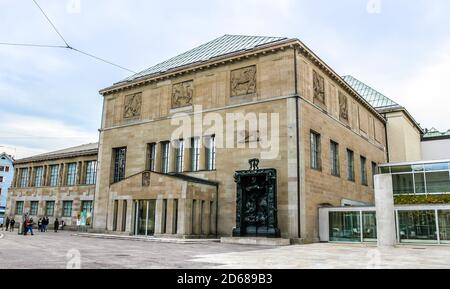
[0,230,449,269]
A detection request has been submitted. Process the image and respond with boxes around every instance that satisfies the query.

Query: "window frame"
[85,161,97,185]
[361,156,368,186]
[191,137,200,172]
[63,201,73,217]
[347,149,355,182]
[330,140,340,177]
[310,131,322,171]
[113,147,127,183]
[66,163,77,186]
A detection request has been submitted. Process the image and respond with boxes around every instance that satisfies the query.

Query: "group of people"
[1,217,16,232]
[1,215,65,236]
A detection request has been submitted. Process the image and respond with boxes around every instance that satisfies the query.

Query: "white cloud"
[0,113,98,159]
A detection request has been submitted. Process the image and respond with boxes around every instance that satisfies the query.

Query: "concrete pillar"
[202,201,211,236]
[177,199,193,236]
[374,174,397,247]
[193,199,202,235]
[165,199,175,234]
[154,197,164,234]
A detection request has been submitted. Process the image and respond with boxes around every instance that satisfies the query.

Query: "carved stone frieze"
[231,65,257,97]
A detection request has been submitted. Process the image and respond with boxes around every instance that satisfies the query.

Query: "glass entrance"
[134,200,156,236]
[398,210,438,244]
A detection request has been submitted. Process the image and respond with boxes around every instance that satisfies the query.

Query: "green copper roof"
[342,75,400,109]
[423,128,450,139]
[119,34,288,84]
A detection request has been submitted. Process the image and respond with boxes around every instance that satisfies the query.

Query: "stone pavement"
[0,230,449,269]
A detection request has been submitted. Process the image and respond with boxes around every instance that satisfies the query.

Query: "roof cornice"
[99,38,385,122]
[14,149,98,165]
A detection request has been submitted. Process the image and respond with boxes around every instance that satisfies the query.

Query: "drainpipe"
[294,46,302,239]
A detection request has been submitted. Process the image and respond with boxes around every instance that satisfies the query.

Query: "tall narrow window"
[310,131,321,170]
[113,147,127,183]
[372,162,378,188]
[85,161,97,185]
[19,168,29,188]
[46,201,55,217]
[147,143,157,171]
[63,201,73,217]
[16,201,24,215]
[66,163,77,186]
[161,142,170,174]
[205,135,216,171]
[191,137,200,172]
[330,141,340,177]
[361,156,368,186]
[30,201,39,216]
[175,139,185,173]
[49,165,60,187]
[347,150,355,182]
[34,167,44,187]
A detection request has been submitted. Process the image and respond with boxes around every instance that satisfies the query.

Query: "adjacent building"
[93,35,387,243]
[421,128,450,160]
[0,153,14,225]
[5,143,98,230]
[343,76,424,163]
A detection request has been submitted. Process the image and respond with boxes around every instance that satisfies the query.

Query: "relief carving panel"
[313,70,325,105]
[339,92,349,121]
[123,93,142,119]
[231,65,257,97]
[172,80,194,108]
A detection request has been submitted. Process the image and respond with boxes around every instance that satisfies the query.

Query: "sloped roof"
[0,152,14,163]
[15,143,98,164]
[118,34,288,84]
[342,75,400,109]
[423,128,450,139]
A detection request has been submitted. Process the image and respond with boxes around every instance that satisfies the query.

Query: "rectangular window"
[49,165,60,187]
[46,201,55,217]
[175,140,185,173]
[5,166,9,172]
[191,137,200,172]
[16,201,24,215]
[161,142,170,174]
[147,143,157,171]
[0,166,3,171]
[361,156,368,186]
[347,150,355,182]
[113,147,127,183]
[81,201,93,214]
[310,131,321,170]
[63,201,73,217]
[371,162,378,188]
[66,163,77,186]
[30,201,39,216]
[19,168,29,188]
[85,161,97,185]
[34,167,44,187]
[0,176,3,183]
[330,141,340,177]
[205,135,216,171]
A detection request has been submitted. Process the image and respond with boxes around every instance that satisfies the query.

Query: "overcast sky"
[1,0,449,159]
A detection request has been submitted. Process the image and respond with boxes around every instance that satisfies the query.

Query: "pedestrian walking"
[38,218,43,232]
[4,217,10,231]
[43,217,49,232]
[9,219,15,232]
[61,220,65,230]
[54,218,59,233]
[25,217,34,236]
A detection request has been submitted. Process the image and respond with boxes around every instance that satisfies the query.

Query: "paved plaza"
[0,230,449,269]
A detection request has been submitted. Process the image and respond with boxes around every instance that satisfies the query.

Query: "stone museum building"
[6,143,98,230]
[92,35,387,243]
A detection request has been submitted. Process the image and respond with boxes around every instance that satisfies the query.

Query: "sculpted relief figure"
[172,81,194,108]
[123,93,142,119]
[339,92,349,121]
[231,65,257,97]
[313,70,325,104]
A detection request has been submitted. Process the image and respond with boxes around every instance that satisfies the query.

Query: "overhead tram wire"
[0,0,137,74]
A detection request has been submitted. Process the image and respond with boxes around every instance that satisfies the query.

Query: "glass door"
[134,200,156,236]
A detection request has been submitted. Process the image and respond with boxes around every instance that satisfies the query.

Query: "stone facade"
[6,144,98,230]
[95,37,387,243]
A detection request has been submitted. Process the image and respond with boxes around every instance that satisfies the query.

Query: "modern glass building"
[319,160,450,245]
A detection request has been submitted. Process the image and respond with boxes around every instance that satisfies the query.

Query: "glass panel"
[66,163,77,186]
[425,171,450,194]
[362,212,377,242]
[379,167,390,174]
[424,162,449,172]
[136,200,156,236]
[85,161,97,185]
[414,173,426,194]
[398,211,438,244]
[392,174,415,195]
[391,165,412,173]
[329,212,361,242]
[412,165,424,172]
[438,210,450,244]
[46,201,55,216]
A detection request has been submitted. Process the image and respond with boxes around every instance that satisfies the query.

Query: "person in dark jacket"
[54,218,60,233]
[4,217,10,231]
[9,219,15,232]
